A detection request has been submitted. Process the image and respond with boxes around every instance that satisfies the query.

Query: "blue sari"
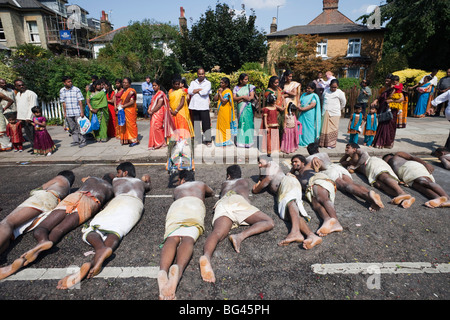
[298,93,322,147]
[414,82,433,117]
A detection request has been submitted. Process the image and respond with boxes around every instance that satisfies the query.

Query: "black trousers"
[191,109,211,144]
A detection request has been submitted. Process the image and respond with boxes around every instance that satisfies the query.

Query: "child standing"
[363,106,378,147]
[280,102,301,154]
[347,105,363,144]
[31,106,56,156]
[262,93,280,156]
[5,112,24,152]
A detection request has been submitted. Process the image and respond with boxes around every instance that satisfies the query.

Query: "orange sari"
[119,88,139,145]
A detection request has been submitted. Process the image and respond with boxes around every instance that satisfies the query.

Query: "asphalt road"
[0,160,448,308]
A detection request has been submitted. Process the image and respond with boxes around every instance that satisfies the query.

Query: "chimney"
[323,0,339,10]
[100,10,112,34]
[179,7,187,33]
[270,17,277,33]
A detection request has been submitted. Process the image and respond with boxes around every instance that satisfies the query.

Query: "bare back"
[173,181,214,202]
[220,178,251,202]
[113,177,151,200]
[79,177,114,205]
[387,155,408,175]
[41,176,72,199]
[259,162,286,194]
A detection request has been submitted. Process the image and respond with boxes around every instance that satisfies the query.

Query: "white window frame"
[347,66,361,79]
[0,19,6,42]
[316,39,328,58]
[27,21,41,43]
[347,38,361,57]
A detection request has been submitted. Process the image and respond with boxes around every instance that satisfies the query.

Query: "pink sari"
[148,90,175,149]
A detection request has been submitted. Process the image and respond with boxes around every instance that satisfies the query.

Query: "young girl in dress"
[262,93,280,156]
[5,112,24,152]
[280,102,301,154]
[31,106,56,156]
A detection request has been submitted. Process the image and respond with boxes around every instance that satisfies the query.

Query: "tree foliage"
[97,20,183,87]
[358,0,450,70]
[179,3,268,74]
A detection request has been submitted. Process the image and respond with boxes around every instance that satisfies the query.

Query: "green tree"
[179,3,268,74]
[358,0,450,70]
[97,20,183,87]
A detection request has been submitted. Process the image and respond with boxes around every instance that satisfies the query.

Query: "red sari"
[106,91,117,138]
[148,90,175,149]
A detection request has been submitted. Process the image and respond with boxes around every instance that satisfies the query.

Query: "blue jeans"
[143,95,152,116]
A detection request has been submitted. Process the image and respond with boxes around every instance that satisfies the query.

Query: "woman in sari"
[264,76,285,143]
[114,79,124,139]
[298,82,322,147]
[104,81,117,138]
[169,78,194,141]
[372,75,402,149]
[280,70,301,110]
[413,76,434,117]
[119,77,139,147]
[214,77,235,147]
[87,80,109,143]
[148,79,174,150]
[233,73,255,148]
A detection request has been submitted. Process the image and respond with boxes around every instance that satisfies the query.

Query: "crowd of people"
[1,67,449,157]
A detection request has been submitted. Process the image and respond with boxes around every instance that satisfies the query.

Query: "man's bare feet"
[157,270,169,300]
[401,197,415,209]
[229,234,243,253]
[317,218,343,237]
[424,196,447,208]
[200,255,216,283]
[0,257,26,280]
[391,194,411,205]
[302,234,322,250]
[160,265,180,300]
[21,241,53,266]
[277,230,304,246]
[57,262,91,290]
[369,190,384,210]
[87,247,113,279]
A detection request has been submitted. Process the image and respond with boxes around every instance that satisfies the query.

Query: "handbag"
[378,109,393,123]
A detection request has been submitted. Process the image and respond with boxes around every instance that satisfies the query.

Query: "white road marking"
[1,266,161,282]
[311,262,450,275]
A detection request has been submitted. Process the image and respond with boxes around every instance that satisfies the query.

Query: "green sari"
[89,90,109,141]
[234,84,255,147]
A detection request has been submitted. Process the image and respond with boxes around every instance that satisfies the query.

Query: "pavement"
[0,114,448,164]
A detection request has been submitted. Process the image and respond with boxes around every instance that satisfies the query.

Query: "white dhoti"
[365,156,399,185]
[305,172,337,204]
[13,189,61,239]
[322,163,352,182]
[81,194,144,244]
[164,196,206,242]
[212,191,260,229]
[277,174,310,221]
[398,161,435,186]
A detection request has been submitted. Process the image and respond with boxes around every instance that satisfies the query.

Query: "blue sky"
[68,0,385,34]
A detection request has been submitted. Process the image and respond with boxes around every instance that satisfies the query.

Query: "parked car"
[131,82,144,115]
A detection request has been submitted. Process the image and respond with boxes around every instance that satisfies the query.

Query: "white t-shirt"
[322,88,346,117]
[16,90,38,121]
[188,78,212,111]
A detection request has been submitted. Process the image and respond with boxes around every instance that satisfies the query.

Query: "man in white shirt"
[14,79,38,151]
[188,68,212,146]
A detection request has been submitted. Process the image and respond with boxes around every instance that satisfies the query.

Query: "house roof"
[89,26,126,43]
[267,23,384,38]
[0,0,55,14]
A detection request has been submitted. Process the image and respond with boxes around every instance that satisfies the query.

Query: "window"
[0,19,6,41]
[347,67,361,78]
[347,38,361,57]
[316,39,328,57]
[27,21,40,43]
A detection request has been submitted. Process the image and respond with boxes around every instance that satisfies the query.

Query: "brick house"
[267,0,385,80]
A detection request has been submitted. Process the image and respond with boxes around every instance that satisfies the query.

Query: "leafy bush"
[336,77,361,90]
[393,68,446,86]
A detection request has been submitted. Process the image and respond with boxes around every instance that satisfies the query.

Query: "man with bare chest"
[252,155,321,249]
[200,165,274,283]
[383,152,450,208]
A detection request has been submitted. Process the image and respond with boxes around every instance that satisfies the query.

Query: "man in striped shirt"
[60,76,86,148]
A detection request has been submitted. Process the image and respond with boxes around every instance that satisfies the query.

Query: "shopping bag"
[118,108,126,126]
[90,113,100,131]
[78,116,91,135]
